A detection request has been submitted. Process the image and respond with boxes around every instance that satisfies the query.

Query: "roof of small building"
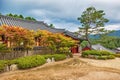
[92,44,115,53]
[0,15,81,40]
[116,47,120,50]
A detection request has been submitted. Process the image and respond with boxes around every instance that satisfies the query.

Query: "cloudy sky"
[0,0,120,32]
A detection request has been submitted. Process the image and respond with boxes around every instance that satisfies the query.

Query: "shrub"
[114,54,120,57]
[100,51,113,55]
[107,55,115,59]
[14,55,46,69]
[58,47,70,53]
[82,50,115,60]
[0,43,11,53]
[0,60,7,72]
[82,51,90,57]
[43,54,66,61]
[53,54,66,61]
[0,43,7,50]
[82,50,101,57]
[116,52,120,54]
[58,47,73,57]
[97,56,107,60]
[66,52,73,58]
[0,54,66,72]
[97,55,115,60]
[43,55,54,59]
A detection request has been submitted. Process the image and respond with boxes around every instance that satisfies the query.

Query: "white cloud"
[29,9,46,16]
[4,0,120,20]
[105,24,120,30]
[54,22,79,32]
[2,0,120,32]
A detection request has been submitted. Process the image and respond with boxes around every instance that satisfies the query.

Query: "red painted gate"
[71,46,78,53]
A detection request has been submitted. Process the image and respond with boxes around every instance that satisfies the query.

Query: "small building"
[116,47,120,51]
[91,44,115,53]
[82,46,91,51]
[115,47,120,53]
[82,44,115,53]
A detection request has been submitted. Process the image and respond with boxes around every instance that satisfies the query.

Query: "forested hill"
[108,30,120,37]
[90,30,120,49]
[90,30,120,39]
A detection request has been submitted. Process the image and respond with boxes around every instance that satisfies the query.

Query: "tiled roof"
[64,31,80,40]
[0,15,81,40]
[92,44,115,53]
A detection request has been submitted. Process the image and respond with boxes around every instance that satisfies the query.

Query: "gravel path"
[80,58,120,70]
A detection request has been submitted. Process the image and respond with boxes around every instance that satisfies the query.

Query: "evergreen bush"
[15,55,46,69]
[82,50,115,60]
[43,54,66,61]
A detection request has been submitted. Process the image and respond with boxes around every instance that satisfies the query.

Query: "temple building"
[0,15,82,53]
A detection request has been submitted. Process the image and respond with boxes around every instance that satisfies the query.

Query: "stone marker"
[46,58,51,63]
[10,64,18,71]
[51,57,55,62]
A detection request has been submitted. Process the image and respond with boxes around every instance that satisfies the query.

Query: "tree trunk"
[87,37,92,48]
[85,29,92,49]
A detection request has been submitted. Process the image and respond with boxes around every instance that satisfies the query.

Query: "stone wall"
[0,47,54,60]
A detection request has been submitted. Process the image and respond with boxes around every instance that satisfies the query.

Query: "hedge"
[100,51,113,55]
[82,50,115,60]
[0,54,67,72]
[97,55,115,60]
[0,60,7,72]
[82,50,101,57]
[14,55,46,69]
[114,54,120,57]
[43,54,66,61]
[82,50,114,56]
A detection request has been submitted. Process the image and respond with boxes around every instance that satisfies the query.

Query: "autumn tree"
[77,7,109,48]
[0,25,35,49]
[35,30,76,53]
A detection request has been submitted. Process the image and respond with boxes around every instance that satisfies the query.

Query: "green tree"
[91,36,120,49]
[25,17,36,21]
[6,13,13,17]
[77,7,109,48]
[49,24,55,28]
[31,17,36,21]
[13,14,19,18]
[19,15,24,19]
[80,41,89,48]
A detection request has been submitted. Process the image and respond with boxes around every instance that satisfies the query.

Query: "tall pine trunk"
[85,29,92,49]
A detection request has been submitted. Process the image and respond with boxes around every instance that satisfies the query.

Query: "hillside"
[108,30,120,37]
[90,30,120,39]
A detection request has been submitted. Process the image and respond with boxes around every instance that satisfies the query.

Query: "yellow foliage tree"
[0,25,35,49]
[35,30,77,53]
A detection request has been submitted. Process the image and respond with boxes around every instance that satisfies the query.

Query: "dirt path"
[0,58,120,80]
[80,57,120,70]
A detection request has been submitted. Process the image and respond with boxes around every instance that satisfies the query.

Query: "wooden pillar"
[36,41,39,46]
[7,40,10,47]
[36,38,39,46]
